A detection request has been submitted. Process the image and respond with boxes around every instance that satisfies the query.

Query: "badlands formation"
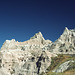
[0,27,75,75]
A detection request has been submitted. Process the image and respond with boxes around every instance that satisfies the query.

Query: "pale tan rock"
[0,32,53,75]
[0,28,75,75]
[50,27,75,54]
[1,32,52,51]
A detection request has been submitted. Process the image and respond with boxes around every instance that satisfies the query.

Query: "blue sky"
[0,0,75,48]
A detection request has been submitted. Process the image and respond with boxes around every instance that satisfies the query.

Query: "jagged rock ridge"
[1,32,52,51]
[0,32,54,75]
[43,27,75,54]
[0,27,75,75]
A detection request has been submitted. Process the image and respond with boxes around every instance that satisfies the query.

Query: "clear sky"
[0,0,75,48]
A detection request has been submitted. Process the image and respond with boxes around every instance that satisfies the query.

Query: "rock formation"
[52,60,75,73]
[1,32,52,51]
[0,32,54,75]
[43,27,75,54]
[0,27,75,75]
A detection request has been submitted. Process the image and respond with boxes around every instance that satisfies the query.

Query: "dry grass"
[64,69,75,75]
[44,54,75,75]
[45,69,75,75]
[47,54,73,71]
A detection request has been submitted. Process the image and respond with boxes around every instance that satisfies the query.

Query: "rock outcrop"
[43,27,75,54]
[0,32,54,75]
[0,48,56,75]
[52,60,75,73]
[1,32,52,51]
[0,27,75,75]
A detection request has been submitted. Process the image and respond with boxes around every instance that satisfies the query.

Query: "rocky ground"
[0,27,75,75]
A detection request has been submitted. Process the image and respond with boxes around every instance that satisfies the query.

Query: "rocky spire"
[63,27,69,35]
[30,32,45,40]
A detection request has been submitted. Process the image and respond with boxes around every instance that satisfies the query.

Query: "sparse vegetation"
[46,69,75,75]
[44,54,75,75]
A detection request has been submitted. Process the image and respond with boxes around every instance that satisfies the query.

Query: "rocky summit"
[43,27,75,54]
[0,27,75,75]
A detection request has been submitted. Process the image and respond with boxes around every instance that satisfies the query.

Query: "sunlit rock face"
[0,27,75,75]
[1,32,52,51]
[43,27,75,54]
[54,27,75,54]
[0,32,54,75]
[1,39,17,50]
[0,49,55,75]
